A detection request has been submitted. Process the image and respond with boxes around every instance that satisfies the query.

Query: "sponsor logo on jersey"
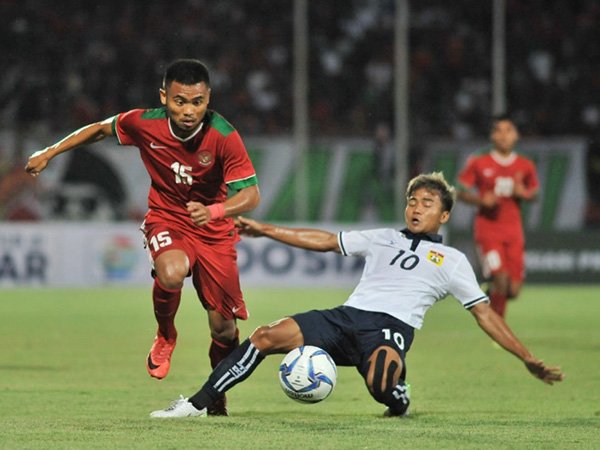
[427,250,444,266]
[150,142,168,149]
[198,150,213,167]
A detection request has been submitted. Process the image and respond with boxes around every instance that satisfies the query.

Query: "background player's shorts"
[291,305,414,368]
[142,220,248,320]
[477,237,525,283]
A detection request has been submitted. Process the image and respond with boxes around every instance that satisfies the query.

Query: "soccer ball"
[278,345,337,403]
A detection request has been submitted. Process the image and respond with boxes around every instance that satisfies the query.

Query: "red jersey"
[457,150,538,242]
[112,108,258,241]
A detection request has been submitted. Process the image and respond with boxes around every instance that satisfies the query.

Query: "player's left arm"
[469,302,564,384]
[187,184,259,227]
[223,184,260,216]
[188,129,260,226]
[513,161,540,201]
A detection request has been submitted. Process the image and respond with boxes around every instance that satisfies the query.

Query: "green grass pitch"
[1,285,599,449]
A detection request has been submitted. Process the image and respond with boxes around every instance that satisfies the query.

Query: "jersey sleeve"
[221,131,258,191]
[448,254,489,309]
[111,110,143,146]
[338,229,381,257]
[457,155,478,191]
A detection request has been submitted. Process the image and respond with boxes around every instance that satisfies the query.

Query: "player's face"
[160,81,211,138]
[404,188,450,234]
[490,119,519,155]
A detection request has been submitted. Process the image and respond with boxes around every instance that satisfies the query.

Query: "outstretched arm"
[469,302,564,384]
[25,117,115,177]
[236,216,341,253]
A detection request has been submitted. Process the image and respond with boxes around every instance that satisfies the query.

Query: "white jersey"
[338,228,488,329]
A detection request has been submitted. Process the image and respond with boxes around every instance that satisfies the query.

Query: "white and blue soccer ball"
[278,345,337,403]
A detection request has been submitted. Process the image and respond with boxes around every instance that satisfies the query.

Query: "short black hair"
[162,59,210,89]
[406,171,456,212]
[490,113,516,131]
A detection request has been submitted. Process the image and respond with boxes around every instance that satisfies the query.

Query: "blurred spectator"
[372,122,395,196]
[1,0,598,138]
[585,136,600,228]
[0,147,42,221]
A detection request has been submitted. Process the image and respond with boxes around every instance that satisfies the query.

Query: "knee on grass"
[363,346,406,404]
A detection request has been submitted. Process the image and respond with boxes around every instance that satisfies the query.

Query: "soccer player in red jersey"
[457,115,539,318]
[25,59,260,415]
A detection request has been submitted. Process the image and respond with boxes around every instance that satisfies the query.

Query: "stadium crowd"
[1,0,599,137]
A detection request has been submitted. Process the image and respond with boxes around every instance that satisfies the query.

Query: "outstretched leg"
[189,317,303,410]
[150,317,304,417]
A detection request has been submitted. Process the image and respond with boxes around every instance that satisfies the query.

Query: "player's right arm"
[457,189,498,209]
[25,117,115,177]
[456,155,498,209]
[236,216,341,253]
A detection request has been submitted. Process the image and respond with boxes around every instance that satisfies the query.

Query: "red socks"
[209,329,240,369]
[153,276,239,370]
[489,290,507,318]
[152,279,181,340]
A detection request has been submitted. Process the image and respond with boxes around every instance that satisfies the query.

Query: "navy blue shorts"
[291,305,414,368]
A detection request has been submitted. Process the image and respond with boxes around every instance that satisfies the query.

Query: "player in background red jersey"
[25,59,260,415]
[457,115,539,318]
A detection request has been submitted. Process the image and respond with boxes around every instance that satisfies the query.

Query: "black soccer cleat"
[383,383,411,417]
[207,395,228,416]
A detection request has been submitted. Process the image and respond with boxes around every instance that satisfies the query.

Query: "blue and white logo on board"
[102,235,138,280]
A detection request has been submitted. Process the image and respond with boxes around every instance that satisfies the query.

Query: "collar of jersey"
[400,228,443,243]
[168,118,205,142]
[490,149,517,166]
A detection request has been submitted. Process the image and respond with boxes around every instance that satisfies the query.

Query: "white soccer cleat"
[150,395,207,418]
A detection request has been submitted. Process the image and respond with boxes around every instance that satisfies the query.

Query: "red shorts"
[142,221,248,321]
[476,237,525,284]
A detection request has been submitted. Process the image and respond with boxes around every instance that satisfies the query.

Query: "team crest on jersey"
[427,250,444,266]
[198,150,213,167]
